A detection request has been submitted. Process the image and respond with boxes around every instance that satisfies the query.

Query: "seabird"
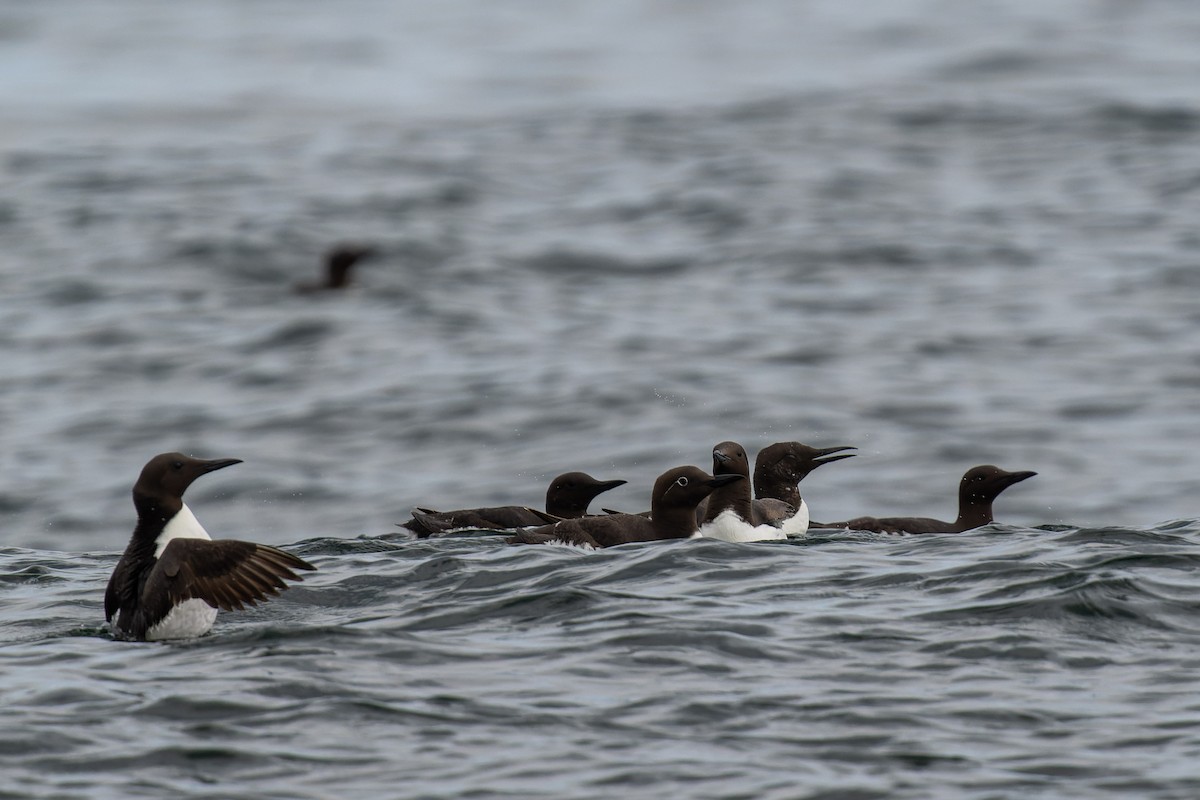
[752,441,856,531]
[817,464,1037,534]
[510,466,743,548]
[295,245,376,293]
[104,453,316,641]
[697,441,791,542]
[400,472,627,537]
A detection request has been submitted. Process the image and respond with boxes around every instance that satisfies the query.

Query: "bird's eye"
[172,461,183,470]
[676,476,689,487]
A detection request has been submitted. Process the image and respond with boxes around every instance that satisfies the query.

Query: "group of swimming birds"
[105,443,1037,642]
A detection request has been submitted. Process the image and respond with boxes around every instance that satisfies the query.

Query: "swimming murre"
[509,466,742,548]
[697,441,790,542]
[400,472,626,537]
[815,464,1037,534]
[752,441,856,532]
[295,244,376,293]
[104,453,316,641]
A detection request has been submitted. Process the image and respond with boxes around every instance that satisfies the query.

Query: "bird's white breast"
[697,508,788,543]
[139,504,219,640]
[778,499,810,536]
[145,598,218,641]
[154,503,211,558]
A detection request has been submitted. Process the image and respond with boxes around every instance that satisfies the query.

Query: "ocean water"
[3,1,1200,797]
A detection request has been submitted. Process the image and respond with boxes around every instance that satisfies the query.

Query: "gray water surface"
[3,2,1200,798]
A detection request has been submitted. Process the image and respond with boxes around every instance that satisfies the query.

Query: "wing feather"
[132,539,316,637]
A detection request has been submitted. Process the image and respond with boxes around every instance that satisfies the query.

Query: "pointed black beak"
[199,458,243,474]
[595,479,627,493]
[1003,470,1037,486]
[712,449,731,465]
[706,473,744,488]
[812,445,857,466]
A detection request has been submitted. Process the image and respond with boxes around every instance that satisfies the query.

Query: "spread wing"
[136,539,316,632]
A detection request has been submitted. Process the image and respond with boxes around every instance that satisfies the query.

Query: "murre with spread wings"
[105,453,315,641]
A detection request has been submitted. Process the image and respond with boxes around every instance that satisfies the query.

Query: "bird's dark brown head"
[959,464,1037,505]
[755,442,857,482]
[132,452,242,514]
[711,441,750,478]
[324,245,377,288]
[545,472,627,517]
[752,441,856,503]
[653,465,744,514]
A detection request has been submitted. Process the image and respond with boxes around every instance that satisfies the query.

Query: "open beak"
[812,445,857,467]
